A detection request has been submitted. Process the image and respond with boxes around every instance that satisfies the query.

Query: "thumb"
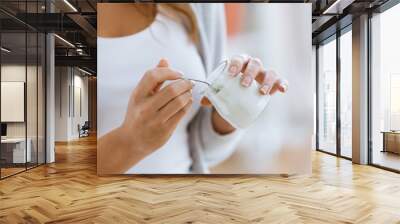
[157,58,169,68]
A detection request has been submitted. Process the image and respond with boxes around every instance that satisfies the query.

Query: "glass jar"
[203,60,271,129]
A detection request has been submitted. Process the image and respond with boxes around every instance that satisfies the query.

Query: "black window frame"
[315,23,353,161]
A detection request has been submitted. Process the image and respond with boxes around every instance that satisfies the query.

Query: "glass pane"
[340,30,352,158]
[0,1,46,178]
[27,31,38,169]
[318,38,337,154]
[38,33,45,165]
[371,4,400,171]
[1,30,27,177]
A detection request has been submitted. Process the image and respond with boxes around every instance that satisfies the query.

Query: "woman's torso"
[98,10,206,173]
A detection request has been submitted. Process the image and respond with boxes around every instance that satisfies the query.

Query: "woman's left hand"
[201,55,289,134]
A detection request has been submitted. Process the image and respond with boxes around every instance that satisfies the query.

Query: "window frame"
[315,24,353,160]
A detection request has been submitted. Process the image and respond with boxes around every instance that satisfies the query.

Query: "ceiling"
[311,0,391,43]
[0,0,97,73]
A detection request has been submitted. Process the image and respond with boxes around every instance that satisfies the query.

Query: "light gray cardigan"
[188,3,244,173]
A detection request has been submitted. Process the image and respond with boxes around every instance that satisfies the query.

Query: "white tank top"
[98,13,206,173]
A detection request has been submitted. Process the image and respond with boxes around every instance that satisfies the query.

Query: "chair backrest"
[82,121,90,129]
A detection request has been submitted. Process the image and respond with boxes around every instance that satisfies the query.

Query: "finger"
[152,79,193,109]
[154,59,170,92]
[228,54,250,76]
[259,70,278,95]
[136,67,182,99]
[270,78,289,95]
[157,58,169,68]
[159,91,193,122]
[241,57,263,87]
[255,69,266,84]
[164,98,193,128]
[200,97,212,107]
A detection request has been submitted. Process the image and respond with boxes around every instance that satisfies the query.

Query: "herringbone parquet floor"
[1,135,400,224]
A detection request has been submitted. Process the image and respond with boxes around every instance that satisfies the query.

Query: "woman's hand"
[98,59,193,174]
[202,55,289,134]
[122,59,193,154]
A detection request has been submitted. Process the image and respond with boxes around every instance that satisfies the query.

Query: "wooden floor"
[1,167,26,178]
[1,135,400,223]
[373,150,400,171]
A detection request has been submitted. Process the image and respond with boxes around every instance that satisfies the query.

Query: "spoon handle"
[184,78,211,87]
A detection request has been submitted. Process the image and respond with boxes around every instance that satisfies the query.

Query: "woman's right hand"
[120,59,194,157]
[98,59,193,175]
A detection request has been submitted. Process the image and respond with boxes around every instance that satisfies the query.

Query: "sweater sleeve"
[197,108,244,167]
[188,3,244,170]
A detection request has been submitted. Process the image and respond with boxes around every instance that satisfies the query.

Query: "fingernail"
[260,85,270,95]
[279,84,287,93]
[241,76,252,87]
[189,80,195,86]
[176,70,184,77]
[229,65,238,76]
[282,84,288,92]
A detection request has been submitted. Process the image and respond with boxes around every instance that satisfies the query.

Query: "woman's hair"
[134,3,199,43]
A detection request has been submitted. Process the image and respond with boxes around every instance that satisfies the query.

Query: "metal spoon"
[186,78,211,87]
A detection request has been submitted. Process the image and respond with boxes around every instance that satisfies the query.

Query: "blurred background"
[211,4,313,174]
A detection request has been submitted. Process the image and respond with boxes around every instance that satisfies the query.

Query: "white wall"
[72,73,89,138]
[1,65,26,134]
[55,67,68,141]
[1,65,39,138]
[55,67,89,141]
